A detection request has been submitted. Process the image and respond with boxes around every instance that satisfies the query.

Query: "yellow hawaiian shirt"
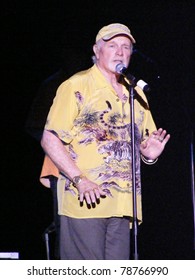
[45,64,157,222]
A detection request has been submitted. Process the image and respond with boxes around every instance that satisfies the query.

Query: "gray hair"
[91,55,97,64]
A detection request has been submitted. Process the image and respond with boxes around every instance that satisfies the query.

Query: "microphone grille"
[115,63,126,74]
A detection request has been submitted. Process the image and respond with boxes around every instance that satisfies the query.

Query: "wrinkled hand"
[140,128,170,160]
[76,177,112,205]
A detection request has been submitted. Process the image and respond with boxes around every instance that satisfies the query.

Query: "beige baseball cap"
[95,23,136,43]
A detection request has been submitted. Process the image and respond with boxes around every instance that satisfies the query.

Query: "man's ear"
[93,44,99,59]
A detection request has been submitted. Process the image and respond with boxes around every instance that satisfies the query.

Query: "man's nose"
[116,47,123,55]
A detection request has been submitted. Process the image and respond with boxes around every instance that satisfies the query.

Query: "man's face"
[94,35,133,74]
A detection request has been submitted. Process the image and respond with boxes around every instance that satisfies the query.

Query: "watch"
[72,174,85,186]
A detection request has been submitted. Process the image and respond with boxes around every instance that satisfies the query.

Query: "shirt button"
[116,98,120,102]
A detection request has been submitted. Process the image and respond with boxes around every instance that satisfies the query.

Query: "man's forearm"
[41,129,82,180]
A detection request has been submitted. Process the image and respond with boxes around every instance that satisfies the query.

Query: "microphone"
[115,63,150,92]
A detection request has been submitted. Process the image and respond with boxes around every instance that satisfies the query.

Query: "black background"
[1,1,195,260]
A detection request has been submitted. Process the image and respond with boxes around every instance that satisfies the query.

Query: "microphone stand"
[128,81,139,260]
[117,65,148,260]
[190,130,195,250]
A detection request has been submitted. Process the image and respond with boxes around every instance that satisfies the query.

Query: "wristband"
[141,154,158,165]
